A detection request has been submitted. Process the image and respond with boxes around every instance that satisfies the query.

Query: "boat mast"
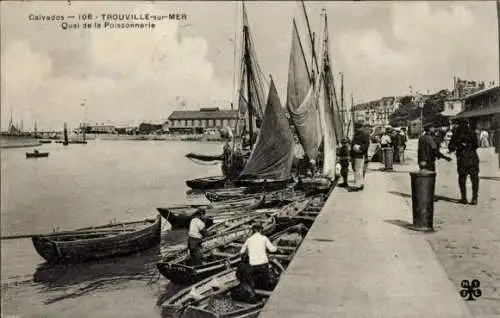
[301,0,319,75]
[243,24,253,150]
[340,72,345,137]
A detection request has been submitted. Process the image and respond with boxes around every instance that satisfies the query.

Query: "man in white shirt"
[188,209,208,266]
[239,224,277,290]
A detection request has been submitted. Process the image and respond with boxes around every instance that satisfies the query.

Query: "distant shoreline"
[0,137,41,149]
[97,134,227,142]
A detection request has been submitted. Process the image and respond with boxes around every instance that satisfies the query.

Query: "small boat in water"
[32,216,162,263]
[186,176,228,190]
[26,150,49,159]
[186,153,224,162]
[39,140,52,144]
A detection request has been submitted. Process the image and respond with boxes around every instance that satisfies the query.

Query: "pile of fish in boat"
[155,193,329,318]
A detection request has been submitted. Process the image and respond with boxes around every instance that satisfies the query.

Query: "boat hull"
[186,176,228,190]
[32,216,162,264]
[26,152,49,158]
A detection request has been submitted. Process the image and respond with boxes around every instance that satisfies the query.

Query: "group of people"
[418,119,480,205]
[187,209,278,300]
[379,126,408,165]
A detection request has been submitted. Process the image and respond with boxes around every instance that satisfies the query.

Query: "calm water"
[1,140,223,318]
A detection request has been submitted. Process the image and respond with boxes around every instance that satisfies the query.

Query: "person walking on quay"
[188,209,208,266]
[380,126,394,171]
[349,122,370,192]
[239,223,278,290]
[337,137,351,187]
[479,129,490,148]
[418,123,452,172]
[392,129,402,163]
[448,120,480,205]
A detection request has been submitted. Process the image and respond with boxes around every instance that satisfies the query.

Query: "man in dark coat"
[337,137,350,187]
[349,122,370,192]
[418,124,452,172]
[448,119,480,205]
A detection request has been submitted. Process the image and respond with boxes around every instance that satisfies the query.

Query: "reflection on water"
[1,140,222,318]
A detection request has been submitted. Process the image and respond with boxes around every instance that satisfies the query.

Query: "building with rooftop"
[454,85,500,135]
[352,97,399,127]
[165,107,238,133]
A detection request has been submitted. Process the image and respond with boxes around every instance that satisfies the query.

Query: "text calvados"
[29,14,65,21]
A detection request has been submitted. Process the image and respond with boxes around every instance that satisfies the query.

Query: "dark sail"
[238,77,294,181]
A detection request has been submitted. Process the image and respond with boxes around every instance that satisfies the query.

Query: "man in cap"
[418,123,452,172]
[337,137,351,187]
[349,122,370,192]
[240,223,277,290]
[448,119,480,205]
[188,208,208,266]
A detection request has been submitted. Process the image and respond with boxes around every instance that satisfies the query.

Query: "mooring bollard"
[383,147,394,170]
[409,170,436,232]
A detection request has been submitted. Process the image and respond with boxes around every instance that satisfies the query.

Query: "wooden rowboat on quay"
[31,215,162,264]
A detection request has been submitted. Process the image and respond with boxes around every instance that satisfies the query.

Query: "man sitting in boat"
[239,223,277,291]
[188,209,208,266]
[231,253,259,303]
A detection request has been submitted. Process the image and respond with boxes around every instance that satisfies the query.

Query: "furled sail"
[286,19,322,162]
[238,77,294,181]
[317,11,340,179]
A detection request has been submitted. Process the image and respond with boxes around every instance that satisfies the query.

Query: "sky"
[1,1,498,131]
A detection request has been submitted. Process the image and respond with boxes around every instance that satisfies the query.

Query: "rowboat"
[186,176,228,190]
[39,140,52,144]
[160,260,284,317]
[186,153,223,162]
[205,185,298,203]
[156,221,303,286]
[296,176,333,195]
[157,196,265,229]
[156,218,276,285]
[232,178,295,192]
[26,151,49,158]
[181,289,271,318]
[32,216,161,263]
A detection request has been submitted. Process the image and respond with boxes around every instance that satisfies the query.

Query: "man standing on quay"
[349,122,370,192]
[418,123,452,172]
[448,119,480,205]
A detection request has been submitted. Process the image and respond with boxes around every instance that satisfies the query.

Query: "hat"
[340,137,349,144]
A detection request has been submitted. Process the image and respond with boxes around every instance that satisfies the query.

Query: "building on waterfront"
[454,84,500,143]
[165,107,238,133]
[352,96,399,127]
[86,124,117,134]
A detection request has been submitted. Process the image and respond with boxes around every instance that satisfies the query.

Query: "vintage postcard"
[1,1,499,317]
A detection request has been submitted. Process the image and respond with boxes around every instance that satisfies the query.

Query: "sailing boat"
[233,76,295,189]
[286,3,341,183]
[186,3,269,190]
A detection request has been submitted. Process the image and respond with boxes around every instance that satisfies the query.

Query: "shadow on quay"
[388,191,464,205]
[384,219,413,230]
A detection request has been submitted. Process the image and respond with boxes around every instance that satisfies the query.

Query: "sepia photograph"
[1,0,499,317]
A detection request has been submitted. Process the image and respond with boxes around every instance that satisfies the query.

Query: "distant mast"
[63,123,69,146]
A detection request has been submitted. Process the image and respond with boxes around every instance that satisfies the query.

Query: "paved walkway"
[260,164,473,317]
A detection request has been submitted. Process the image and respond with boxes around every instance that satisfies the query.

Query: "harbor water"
[1,139,223,318]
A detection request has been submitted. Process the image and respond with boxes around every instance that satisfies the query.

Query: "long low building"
[454,84,500,133]
[165,107,238,133]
